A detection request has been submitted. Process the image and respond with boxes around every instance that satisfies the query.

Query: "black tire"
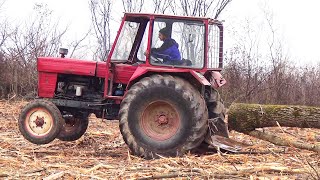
[119,74,208,159]
[206,88,229,138]
[196,88,229,153]
[57,112,89,141]
[192,89,229,154]
[18,99,63,144]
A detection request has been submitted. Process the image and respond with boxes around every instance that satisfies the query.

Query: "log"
[247,130,320,152]
[228,103,320,132]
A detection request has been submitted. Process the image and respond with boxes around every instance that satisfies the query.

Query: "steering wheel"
[150,55,163,64]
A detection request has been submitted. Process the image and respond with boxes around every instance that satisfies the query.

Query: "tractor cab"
[109,13,223,70]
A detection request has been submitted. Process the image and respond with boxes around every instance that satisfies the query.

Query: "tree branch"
[247,130,320,153]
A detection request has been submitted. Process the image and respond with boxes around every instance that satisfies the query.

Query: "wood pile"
[0,100,319,179]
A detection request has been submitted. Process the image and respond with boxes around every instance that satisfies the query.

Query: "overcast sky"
[2,0,320,64]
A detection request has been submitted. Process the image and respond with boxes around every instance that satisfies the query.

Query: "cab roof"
[123,12,222,24]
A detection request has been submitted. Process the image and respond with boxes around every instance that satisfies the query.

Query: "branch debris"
[0,100,319,179]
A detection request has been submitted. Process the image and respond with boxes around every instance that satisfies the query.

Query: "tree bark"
[228,103,320,132]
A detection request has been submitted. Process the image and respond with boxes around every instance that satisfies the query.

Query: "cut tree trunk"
[228,103,320,132]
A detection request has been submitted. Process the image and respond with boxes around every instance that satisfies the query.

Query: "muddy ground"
[0,100,319,179]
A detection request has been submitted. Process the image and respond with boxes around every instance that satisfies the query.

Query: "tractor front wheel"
[57,111,89,141]
[18,99,63,144]
[119,75,208,159]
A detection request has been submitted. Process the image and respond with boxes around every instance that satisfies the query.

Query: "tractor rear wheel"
[192,89,229,154]
[18,99,63,144]
[196,88,229,152]
[57,111,89,141]
[119,75,208,159]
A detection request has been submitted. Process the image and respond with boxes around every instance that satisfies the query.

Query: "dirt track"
[0,100,319,179]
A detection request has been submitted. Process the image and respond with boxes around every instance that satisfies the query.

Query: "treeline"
[222,56,320,107]
[221,16,320,107]
[0,3,67,98]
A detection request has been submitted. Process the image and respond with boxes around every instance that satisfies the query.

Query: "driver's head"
[159,27,170,41]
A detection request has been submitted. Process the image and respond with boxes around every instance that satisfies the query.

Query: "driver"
[150,27,182,65]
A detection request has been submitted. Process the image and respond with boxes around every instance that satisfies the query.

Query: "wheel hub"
[27,108,53,136]
[141,101,180,141]
[34,116,45,127]
[156,114,168,125]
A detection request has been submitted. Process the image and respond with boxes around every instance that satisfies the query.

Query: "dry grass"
[0,100,319,179]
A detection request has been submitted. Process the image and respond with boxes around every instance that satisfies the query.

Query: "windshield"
[111,21,140,61]
[150,18,205,68]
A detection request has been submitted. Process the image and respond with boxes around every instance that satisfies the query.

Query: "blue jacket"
[151,38,181,65]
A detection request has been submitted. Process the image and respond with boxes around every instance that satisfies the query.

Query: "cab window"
[150,19,205,68]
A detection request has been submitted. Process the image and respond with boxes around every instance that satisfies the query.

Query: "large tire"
[206,88,229,138]
[18,99,63,144]
[119,74,208,159]
[192,89,229,154]
[57,111,89,141]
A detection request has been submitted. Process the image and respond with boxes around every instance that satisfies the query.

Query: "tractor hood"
[37,57,97,76]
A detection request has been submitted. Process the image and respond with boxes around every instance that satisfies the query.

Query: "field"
[0,100,319,179]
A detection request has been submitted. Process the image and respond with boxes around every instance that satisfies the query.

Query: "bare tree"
[0,0,10,97]
[0,23,8,48]
[121,0,144,13]
[89,0,112,61]
[0,3,68,98]
[152,0,173,14]
[0,0,5,11]
[0,0,8,48]
[174,0,232,18]
[214,0,232,19]
[68,29,91,58]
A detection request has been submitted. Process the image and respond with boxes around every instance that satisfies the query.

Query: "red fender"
[210,71,227,88]
[127,67,226,90]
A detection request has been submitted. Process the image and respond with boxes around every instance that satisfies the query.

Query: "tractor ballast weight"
[18,13,230,158]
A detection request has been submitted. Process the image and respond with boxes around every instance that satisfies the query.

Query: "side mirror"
[188,34,195,43]
[59,48,68,58]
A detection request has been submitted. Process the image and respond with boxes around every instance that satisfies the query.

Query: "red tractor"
[18,13,229,158]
